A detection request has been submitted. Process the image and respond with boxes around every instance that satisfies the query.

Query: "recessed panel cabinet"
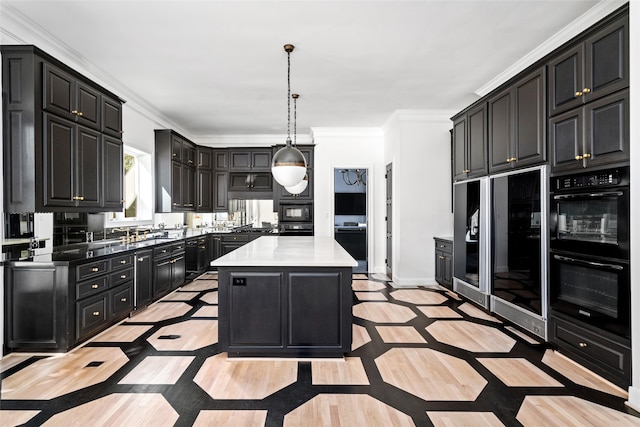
[2,45,124,213]
[452,103,487,181]
[488,67,546,173]
[155,129,197,212]
[549,14,629,117]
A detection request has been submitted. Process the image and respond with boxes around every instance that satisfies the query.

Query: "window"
[106,146,153,225]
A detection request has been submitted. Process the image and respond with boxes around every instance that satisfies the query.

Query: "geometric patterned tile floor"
[1,273,639,427]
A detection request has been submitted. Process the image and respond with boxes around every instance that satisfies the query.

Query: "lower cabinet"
[153,241,186,297]
[434,238,453,289]
[135,249,153,308]
[220,234,249,256]
[549,313,631,388]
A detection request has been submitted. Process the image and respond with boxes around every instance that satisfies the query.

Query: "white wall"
[311,128,385,274]
[383,111,454,286]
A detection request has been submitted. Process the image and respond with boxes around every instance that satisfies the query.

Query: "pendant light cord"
[287,49,291,146]
[293,94,297,146]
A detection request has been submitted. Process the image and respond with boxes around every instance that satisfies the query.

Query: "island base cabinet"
[289,272,342,347]
[219,266,352,357]
[229,273,283,347]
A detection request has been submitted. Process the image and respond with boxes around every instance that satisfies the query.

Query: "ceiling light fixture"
[285,93,308,195]
[271,44,307,187]
[341,169,367,186]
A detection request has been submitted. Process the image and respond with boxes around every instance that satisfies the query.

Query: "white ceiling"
[2,0,610,137]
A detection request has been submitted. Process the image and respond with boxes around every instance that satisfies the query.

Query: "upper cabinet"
[229,149,272,172]
[155,129,197,212]
[2,45,125,213]
[548,14,628,117]
[488,67,546,173]
[452,103,487,181]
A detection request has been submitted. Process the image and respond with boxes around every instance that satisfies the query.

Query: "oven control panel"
[556,168,627,190]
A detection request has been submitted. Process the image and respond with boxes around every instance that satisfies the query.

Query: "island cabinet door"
[228,272,284,347]
[288,272,343,348]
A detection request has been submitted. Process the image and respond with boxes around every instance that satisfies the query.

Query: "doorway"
[334,168,367,273]
[386,163,392,278]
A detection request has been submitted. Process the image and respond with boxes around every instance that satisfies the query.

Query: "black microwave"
[280,204,312,222]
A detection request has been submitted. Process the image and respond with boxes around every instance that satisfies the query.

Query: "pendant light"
[271,44,307,187]
[285,93,308,195]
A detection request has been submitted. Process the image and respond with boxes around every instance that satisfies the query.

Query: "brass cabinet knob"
[582,87,591,94]
[438,255,445,260]
[120,260,127,264]
[73,196,85,201]
[463,169,471,173]
[579,342,588,348]
[575,91,583,97]
[91,267,99,272]
[92,311,100,316]
[138,258,145,262]
[510,157,517,162]
[91,284,99,289]
[583,153,591,159]
[120,298,127,302]
[120,274,127,279]
[77,111,83,117]
[575,155,584,161]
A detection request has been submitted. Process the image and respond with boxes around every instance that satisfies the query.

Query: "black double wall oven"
[549,166,630,339]
[278,203,313,236]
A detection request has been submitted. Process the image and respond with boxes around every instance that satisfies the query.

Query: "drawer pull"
[138,258,145,262]
[575,155,584,161]
[438,255,445,260]
[120,274,127,279]
[162,250,167,253]
[575,90,583,97]
[120,260,127,264]
[582,87,591,94]
[578,342,588,348]
[92,311,100,316]
[439,244,446,248]
[91,284,99,289]
[120,298,127,302]
[91,267,99,272]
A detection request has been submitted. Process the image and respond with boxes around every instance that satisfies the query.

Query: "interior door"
[386,163,392,278]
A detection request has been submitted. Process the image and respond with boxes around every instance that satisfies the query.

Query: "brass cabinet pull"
[120,298,127,302]
[91,267,99,272]
[583,153,591,159]
[172,153,177,157]
[199,246,206,249]
[575,91,583,97]
[582,87,591,94]
[120,260,127,264]
[439,245,446,248]
[138,258,145,262]
[162,249,167,253]
[120,274,127,279]
[579,342,588,348]
[509,157,517,162]
[463,169,471,173]
[73,196,85,201]
[575,155,584,161]
[91,284,99,289]
[92,311,100,316]
[438,255,445,260]
[77,111,83,117]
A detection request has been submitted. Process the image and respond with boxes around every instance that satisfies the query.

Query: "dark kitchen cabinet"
[43,62,101,131]
[135,249,153,309]
[103,136,124,210]
[196,147,213,211]
[488,67,546,173]
[550,89,628,173]
[186,237,209,275]
[452,103,487,181]
[155,129,197,212]
[229,149,272,172]
[548,14,629,117]
[214,172,229,211]
[1,45,125,213]
[221,234,249,256]
[153,241,186,296]
[434,238,453,289]
[198,147,213,169]
[228,172,273,199]
[43,114,102,209]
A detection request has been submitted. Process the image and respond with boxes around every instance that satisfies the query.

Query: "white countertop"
[210,236,358,267]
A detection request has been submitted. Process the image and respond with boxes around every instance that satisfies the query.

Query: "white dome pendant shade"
[285,173,308,195]
[272,43,307,188]
[272,139,307,187]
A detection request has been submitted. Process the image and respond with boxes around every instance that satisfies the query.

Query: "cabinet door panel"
[172,255,186,289]
[111,283,133,319]
[229,272,283,347]
[103,136,123,210]
[585,15,628,101]
[153,258,172,296]
[467,104,487,178]
[289,272,342,347]
[251,150,272,170]
[102,96,123,137]
[76,294,108,340]
[182,167,196,209]
[514,68,546,166]
[549,46,583,116]
[44,114,75,207]
[230,151,251,170]
[197,169,213,211]
[76,82,101,130]
[452,116,467,180]
[76,126,101,207]
[197,147,212,169]
[42,63,75,120]
[171,162,183,209]
[214,150,229,170]
[585,89,629,166]
[214,172,228,211]
[550,109,583,173]
[135,251,153,308]
[488,88,512,173]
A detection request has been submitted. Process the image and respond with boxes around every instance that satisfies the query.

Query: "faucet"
[112,227,131,244]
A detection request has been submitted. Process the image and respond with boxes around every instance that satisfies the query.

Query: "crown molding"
[310,127,384,140]
[193,134,313,147]
[382,109,454,133]
[475,0,629,97]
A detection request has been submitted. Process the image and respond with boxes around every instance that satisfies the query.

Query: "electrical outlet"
[29,238,39,250]
[233,277,247,286]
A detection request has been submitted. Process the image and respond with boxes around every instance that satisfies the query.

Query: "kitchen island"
[211,236,357,357]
